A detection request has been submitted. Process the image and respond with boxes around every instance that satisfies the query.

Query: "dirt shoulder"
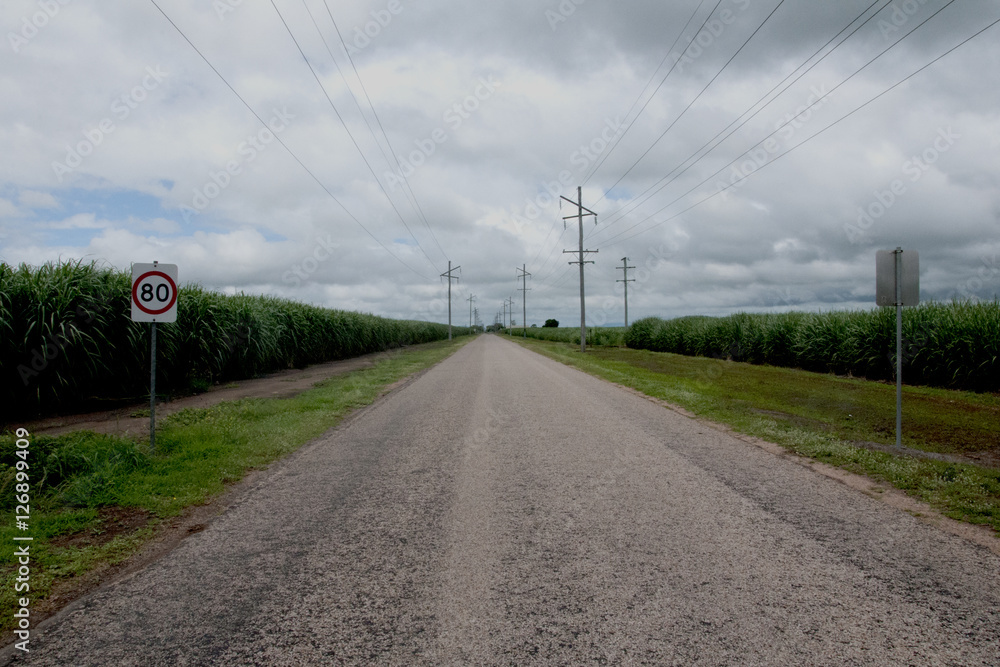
[1,346,436,652]
[18,350,391,439]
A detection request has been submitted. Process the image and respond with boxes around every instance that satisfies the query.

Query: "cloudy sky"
[2,0,999,327]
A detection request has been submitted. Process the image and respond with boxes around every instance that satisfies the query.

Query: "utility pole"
[467,293,476,329]
[505,297,514,335]
[517,264,531,338]
[440,261,460,340]
[617,256,636,328]
[561,186,598,352]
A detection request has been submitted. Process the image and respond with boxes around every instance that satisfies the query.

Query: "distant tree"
[531,324,537,327]
[543,318,559,328]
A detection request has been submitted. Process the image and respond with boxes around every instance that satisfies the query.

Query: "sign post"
[131,262,178,452]
[876,248,918,450]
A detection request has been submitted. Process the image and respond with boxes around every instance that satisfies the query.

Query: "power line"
[299,0,423,228]
[592,0,789,210]
[580,0,710,187]
[300,0,397,178]
[526,210,569,278]
[530,205,576,289]
[535,1,785,286]
[147,0,431,280]
[525,2,715,286]
[533,2,781,290]
[532,196,587,289]
[320,0,450,264]
[525,2,721,284]
[599,8,1000,248]
[591,0,890,235]
[545,0,892,284]
[269,0,441,273]
[533,2,890,290]
[591,0,961,247]
[544,0,977,287]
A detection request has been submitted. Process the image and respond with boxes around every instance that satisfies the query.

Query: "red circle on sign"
[132,270,178,315]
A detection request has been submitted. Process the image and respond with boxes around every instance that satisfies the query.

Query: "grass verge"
[513,338,1000,534]
[0,336,472,631]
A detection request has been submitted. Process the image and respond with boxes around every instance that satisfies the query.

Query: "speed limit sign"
[131,262,178,322]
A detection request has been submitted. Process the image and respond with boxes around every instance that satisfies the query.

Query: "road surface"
[8,335,999,665]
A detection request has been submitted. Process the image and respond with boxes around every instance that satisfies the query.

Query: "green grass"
[513,326,627,347]
[0,336,472,629]
[514,337,1000,533]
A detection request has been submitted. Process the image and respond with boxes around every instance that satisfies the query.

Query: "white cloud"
[0,198,19,218]
[18,190,58,209]
[1,1,999,324]
[46,213,108,230]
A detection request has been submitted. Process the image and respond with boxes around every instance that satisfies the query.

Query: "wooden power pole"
[440,261,460,339]
[517,265,531,337]
[617,257,636,328]
[561,186,598,352]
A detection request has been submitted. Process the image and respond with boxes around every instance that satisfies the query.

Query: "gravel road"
[7,334,999,665]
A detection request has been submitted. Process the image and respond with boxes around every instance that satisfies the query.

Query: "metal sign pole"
[876,247,917,453]
[131,260,179,455]
[150,320,157,453]
[894,247,902,450]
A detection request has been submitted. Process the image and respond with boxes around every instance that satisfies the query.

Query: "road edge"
[0,343,463,663]
[509,338,1000,558]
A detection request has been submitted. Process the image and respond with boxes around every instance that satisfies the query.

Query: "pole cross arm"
[560,196,597,217]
